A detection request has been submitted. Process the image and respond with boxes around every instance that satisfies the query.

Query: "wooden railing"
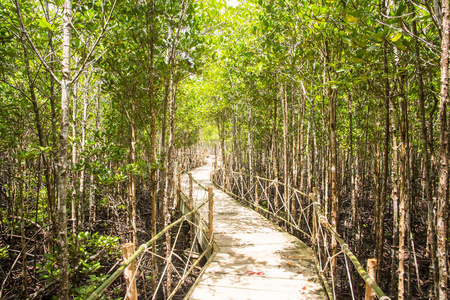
[87,170,215,300]
[212,163,390,300]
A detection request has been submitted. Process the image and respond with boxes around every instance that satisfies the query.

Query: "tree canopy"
[0,0,449,299]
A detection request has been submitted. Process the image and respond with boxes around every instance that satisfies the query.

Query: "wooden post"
[208,187,214,241]
[122,243,137,300]
[188,173,193,211]
[224,169,227,190]
[254,184,259,212]
[214,155,217,182]
[177,167,181,211]
[311,192,317,249]
[365,258,378,300]
[188,173,194,246]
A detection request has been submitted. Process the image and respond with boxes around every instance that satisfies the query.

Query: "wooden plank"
[182,157,326,300]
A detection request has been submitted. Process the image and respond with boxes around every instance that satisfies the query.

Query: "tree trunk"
[129,98,137,246]
[437,0,450,298]
[18,155,28,298]
[163,65,175,298]
[348,94,356,239]
[389,99,400,296]
[281,84,290,226]
[57,1,72,298]
[272,91,279,212]
[326,39,339,284]
[398,62,409,300]
[412,7,438,296]
[377,0,390,280]
[15,2,57,237]
[71,78,78,238]
[146,1,158,292]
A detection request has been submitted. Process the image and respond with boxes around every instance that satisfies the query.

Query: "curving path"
[185,157,326,300]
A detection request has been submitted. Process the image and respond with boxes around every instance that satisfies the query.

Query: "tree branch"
[72,0,118,83]
[13,0,61,84]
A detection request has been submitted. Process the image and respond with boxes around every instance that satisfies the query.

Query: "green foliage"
[76,231,120,256]
[71,232,121,298]
[36,252,60,280]
[35,232,120,298]
[0,245,9,259]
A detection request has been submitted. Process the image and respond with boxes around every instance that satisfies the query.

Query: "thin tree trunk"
[389,99,400,296]
[437,0,450,298]
[71,78,78,238]
[412,7,438,296]
[281,84,290,226]
[18,155,27,298]
[15,2,57,237]
[57,1,72,298]
[298,89,305,193]
[272,91,279,212]
[163,63,175,298]
[146,0,158,291]
[348,94,356,238]
[129,98,137,246]
[325,39,339,284]
[377,0,390,280]
[79,71,92,229]
[398,64,409,300]
[162,2,188,293]
[373,118,381,245]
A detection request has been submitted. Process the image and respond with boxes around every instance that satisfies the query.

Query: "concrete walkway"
[185,157,326,300]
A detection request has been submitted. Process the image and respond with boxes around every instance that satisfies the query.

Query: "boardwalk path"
[184,157,326,300]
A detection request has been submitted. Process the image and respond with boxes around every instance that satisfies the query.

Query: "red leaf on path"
[302,286,307,290]
[244,270,265,276]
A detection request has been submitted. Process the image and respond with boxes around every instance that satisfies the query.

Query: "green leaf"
[367,44,379,52]
[391,32,402,42]
[37,18,52,31]
[345,15,357,24]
